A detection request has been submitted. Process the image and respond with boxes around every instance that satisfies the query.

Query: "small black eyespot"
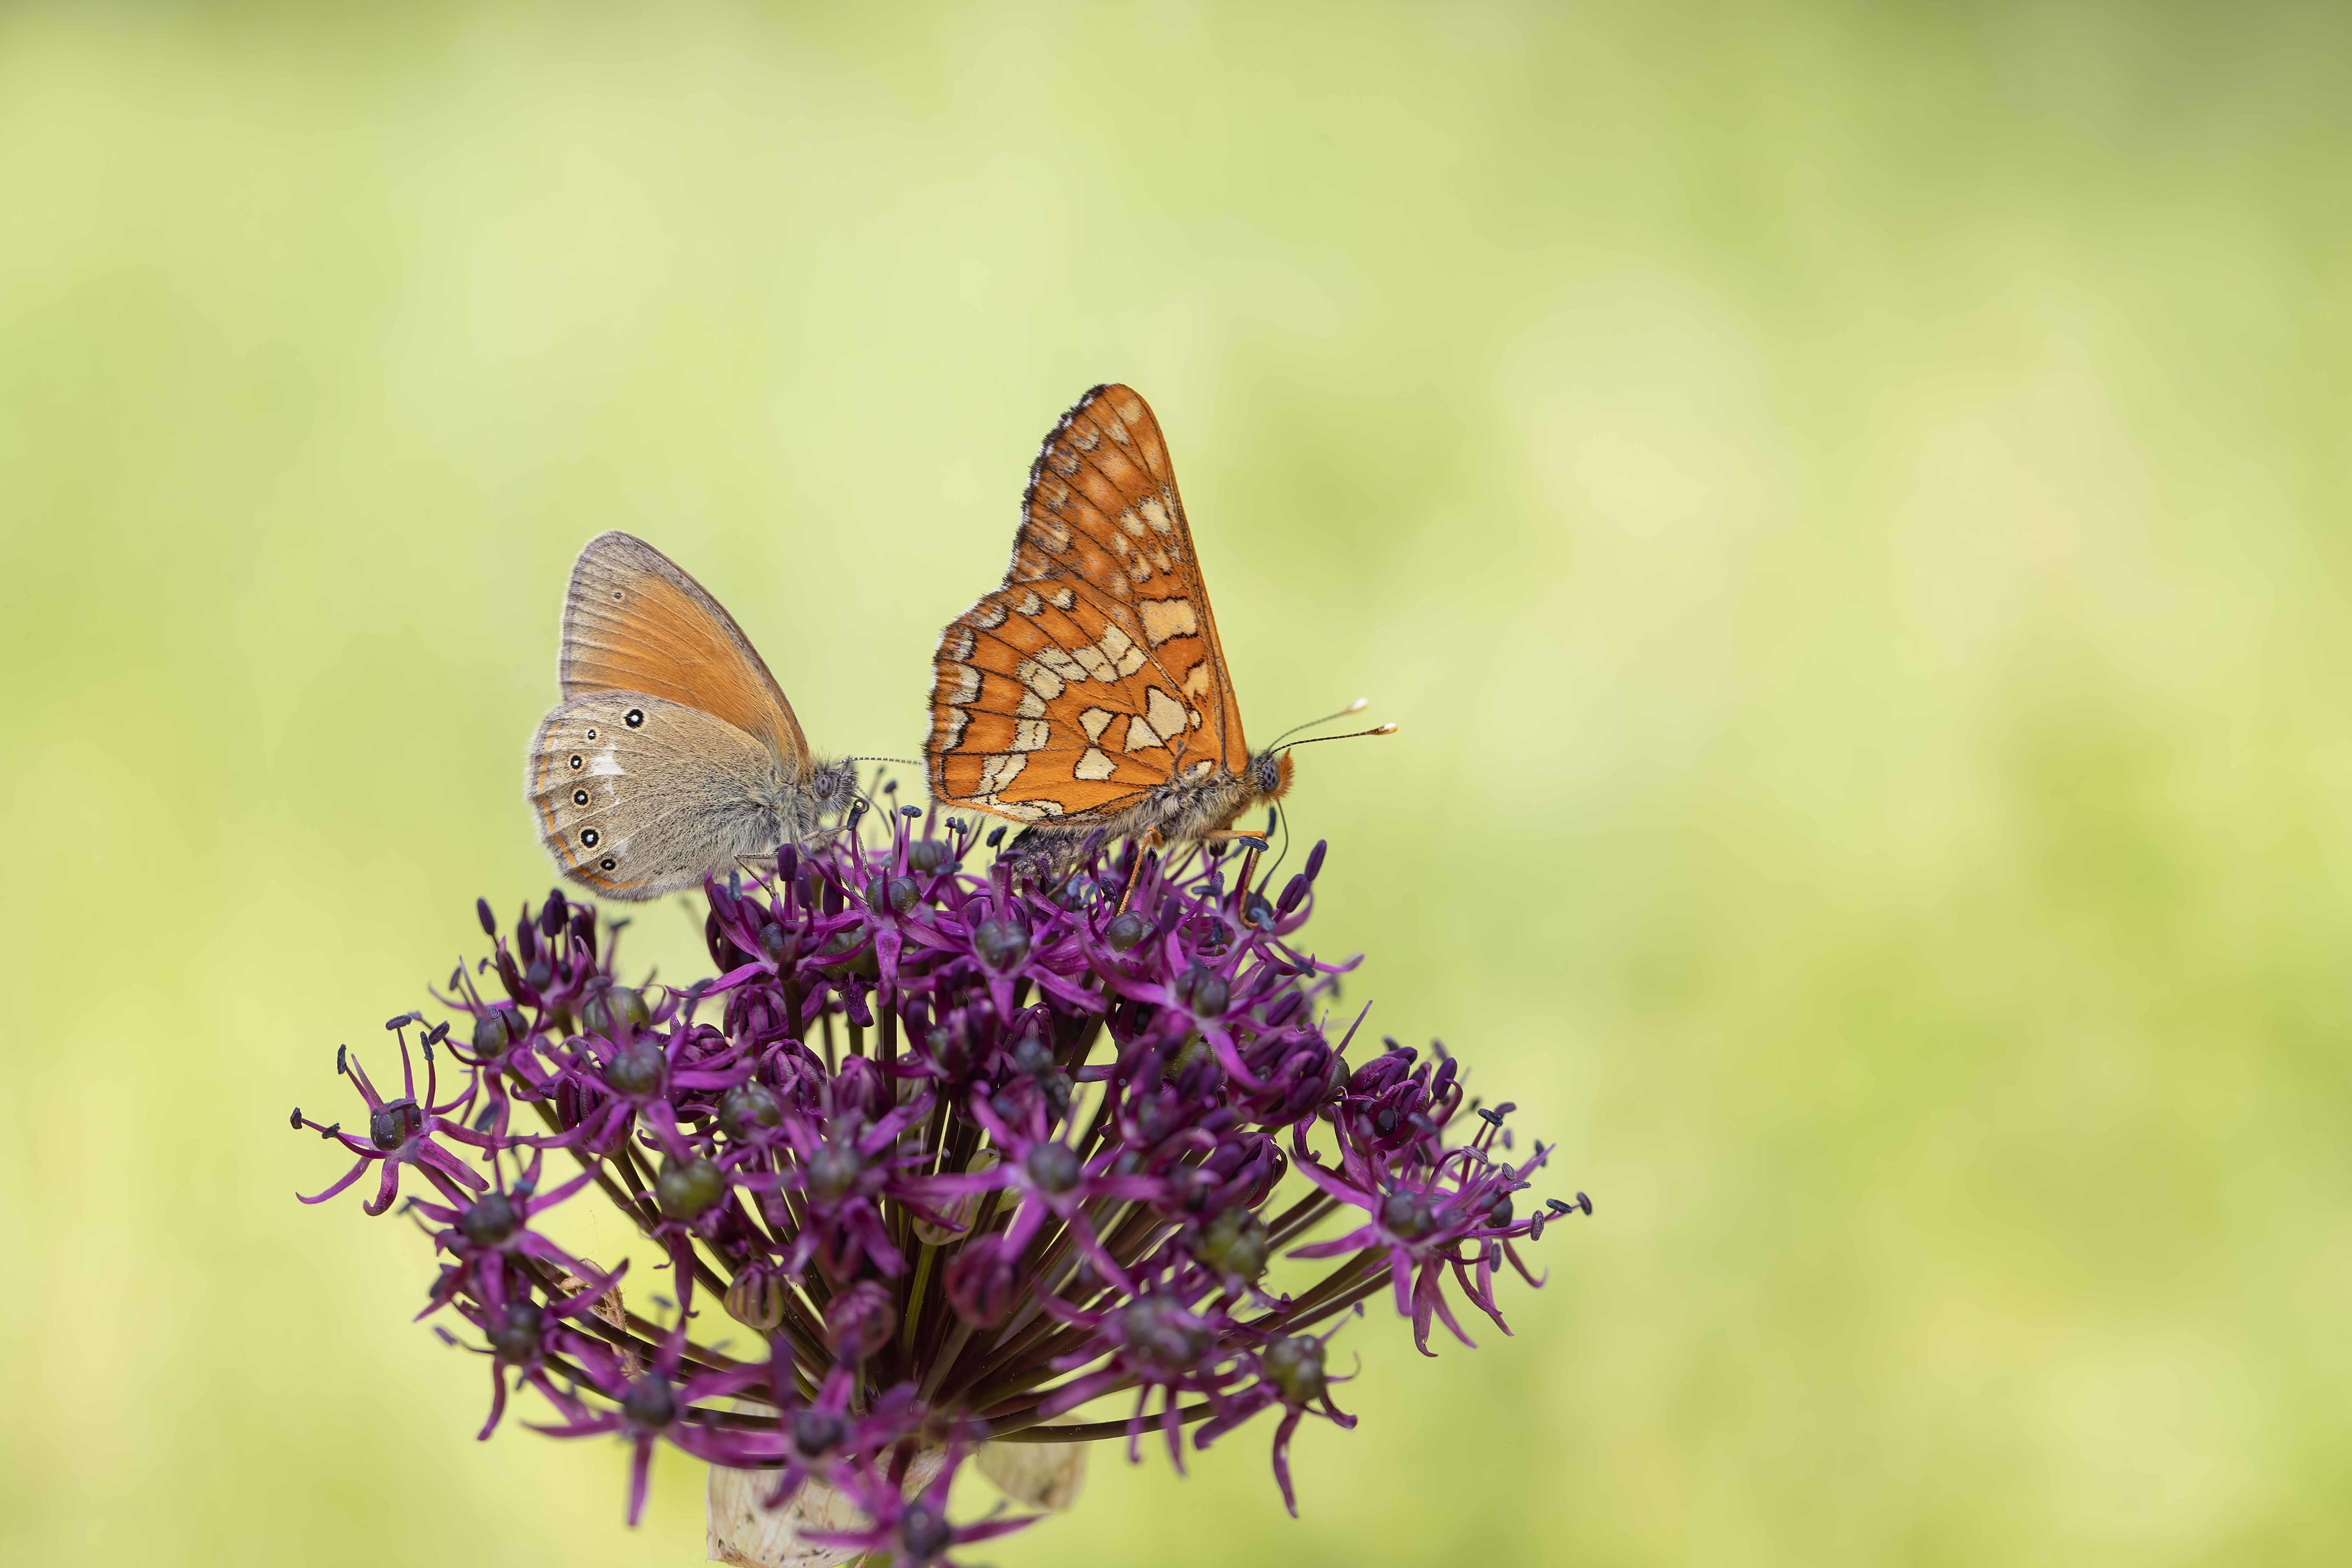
[568,754,584,770]
[625,708,644,728]
[586,728,598,740]
[612,589,623,601]
[580,828,600,848]
[572,789,589,806]
[599,857,616,871]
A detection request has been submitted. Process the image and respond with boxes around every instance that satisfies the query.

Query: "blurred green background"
[5,2,2350,1564]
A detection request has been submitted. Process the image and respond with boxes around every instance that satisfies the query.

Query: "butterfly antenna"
[1277,722,1398,752]
[1267,698,1372,749]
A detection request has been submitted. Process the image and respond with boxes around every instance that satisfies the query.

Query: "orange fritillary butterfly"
[924,385,1293,856]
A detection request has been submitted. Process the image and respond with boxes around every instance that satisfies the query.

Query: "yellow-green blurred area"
[6,1,2352,1562]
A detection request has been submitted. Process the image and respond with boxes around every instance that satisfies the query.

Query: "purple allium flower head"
[299,799,1586,1544]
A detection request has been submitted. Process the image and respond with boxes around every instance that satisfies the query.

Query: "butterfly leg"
[1114,832,1162,915]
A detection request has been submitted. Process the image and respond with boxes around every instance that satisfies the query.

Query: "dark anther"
[620,1374,676,1429]
[1104,910,1150,952]
[334,1044,348,1074]
[792,1408,845,1458]
[972,919,1029,971]
[423,1020,449,1046]
[369,1097,424,1151]
[845,800,867,831]
[539,890,567,937]
[1024,1141,1081,1194]
[776,844,800,882]
[1546,1198,1572,1214]
[319,1122,342,1140]
[488,1299,542,1362]
[899,1502,955,1564]
[655,1156,725,1220]
[1303,839,1328,881]
[1244,892,1274,928]
[899,804,922,818]
[985,826,1006,847]
[1478,1107,1505,1128]
[1276,873,1309,915]
[1196,1206,1271,1282]
[1577,1191,1593,1215]
[717,1080,783,1139]
[476,897,497,936]
[385,1013,417,1031]
[289,1107,302,1129]
[604,1037,666,1097]
[1380,1188,1439,1241]
[1262,1334,1328,1404]
[458,1190,521,1247]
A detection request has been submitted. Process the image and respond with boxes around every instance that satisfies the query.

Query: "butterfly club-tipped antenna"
[1267,696,1399,756]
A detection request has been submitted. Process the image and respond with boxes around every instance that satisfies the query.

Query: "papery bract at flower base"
[298,796,1587,1552]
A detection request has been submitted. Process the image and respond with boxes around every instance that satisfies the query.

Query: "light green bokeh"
[5,3,2350,1564]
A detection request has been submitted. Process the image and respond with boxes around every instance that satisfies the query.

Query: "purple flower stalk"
[296,794,1586,1551]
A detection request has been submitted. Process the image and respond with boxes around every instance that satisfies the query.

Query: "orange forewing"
[561,531,809,769]
[927,386,1254,823]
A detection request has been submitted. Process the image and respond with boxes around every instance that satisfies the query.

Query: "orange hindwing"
[928,386,1250,823]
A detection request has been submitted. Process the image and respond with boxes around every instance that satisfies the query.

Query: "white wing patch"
[1075,748,1116,782]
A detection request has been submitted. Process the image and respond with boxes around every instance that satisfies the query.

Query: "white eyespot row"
[1138,498,1175,535]
[937,707,970,749]
[943,662,981,704]
[973,601,1008,630]
[945,627,976,660]
[1015,589,1043,616]
[1050,587,1075,609]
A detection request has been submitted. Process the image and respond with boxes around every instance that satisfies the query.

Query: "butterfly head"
[806,758,860,819]
[1248,749,1295,805]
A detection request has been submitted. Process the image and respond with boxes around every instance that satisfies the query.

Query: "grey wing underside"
[526,692,803,900]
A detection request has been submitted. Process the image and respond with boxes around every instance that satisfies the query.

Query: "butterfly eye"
[626,709,645,728]
[599,857,616,871]
[580,829,601,848]
[569,754,584,770]
[572,789,589,806]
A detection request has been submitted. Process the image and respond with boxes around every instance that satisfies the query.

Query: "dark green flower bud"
[1262,1335,1327,1404]
[1103,911,1150,952]
[1196,1206,1270,1282]
[604,1037,666,1098]
[620,1373,676,1429]
[655,1155,725,1220]
[458,1190,522,1248]
[1024,1141,1081,1194]
[717,1080,783,1139]
[487,1298,542,1362]
[906,839,951,873]
[972,919,1029,971]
